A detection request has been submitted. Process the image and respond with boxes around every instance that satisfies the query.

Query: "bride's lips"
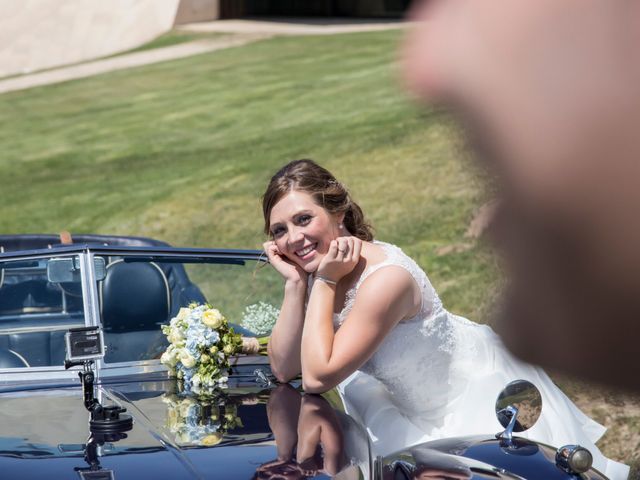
[294,243,318,261]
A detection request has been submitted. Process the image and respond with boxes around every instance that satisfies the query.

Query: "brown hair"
[262,159,374,241]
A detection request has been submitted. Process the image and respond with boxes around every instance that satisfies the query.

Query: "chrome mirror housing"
[495,380,543,444]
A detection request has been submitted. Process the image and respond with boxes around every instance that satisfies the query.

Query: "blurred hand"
[264,240,308,285]
[316,237,362,284]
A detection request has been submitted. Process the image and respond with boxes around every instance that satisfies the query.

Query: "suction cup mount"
[64,326,133,435]
[65,359,133,434]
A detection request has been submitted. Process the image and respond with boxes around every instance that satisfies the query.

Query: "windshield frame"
[0,245,269,386]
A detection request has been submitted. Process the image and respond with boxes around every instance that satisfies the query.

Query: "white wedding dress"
[320,241,628,480]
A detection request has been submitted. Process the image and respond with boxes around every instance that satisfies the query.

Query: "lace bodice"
[334,241,443,325]
[312,241,488,419]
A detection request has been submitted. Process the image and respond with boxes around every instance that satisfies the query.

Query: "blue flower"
[205,329,220,344]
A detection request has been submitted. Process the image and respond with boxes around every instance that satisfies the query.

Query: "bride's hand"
[316,236,362,283]
[264,241,308,285]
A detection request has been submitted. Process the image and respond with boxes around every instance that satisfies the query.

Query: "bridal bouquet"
[162,391,243,446]
[161,303,261,388]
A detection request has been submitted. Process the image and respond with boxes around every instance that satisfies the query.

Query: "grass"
[0,29,637,469]
[0,29,492,319]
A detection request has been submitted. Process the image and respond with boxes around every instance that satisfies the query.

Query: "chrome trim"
[0,366,79,383]
[0,324,83,335]
[99,361,170,378]
[496,405,519,444]
[0,244,265,261]
[0,250,79,262]
[253,368,273,387]
[232,355,270,366]
[81,252,102,329]
[80,251,105,383]
[7,349,29,367]
[374,455,384,480]
[556,444,593,474]
[97,356,270,375]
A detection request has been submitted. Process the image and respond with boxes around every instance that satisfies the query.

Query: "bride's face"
[269,190,343,273]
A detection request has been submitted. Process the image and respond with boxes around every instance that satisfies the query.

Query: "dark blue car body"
[0,235,610,479]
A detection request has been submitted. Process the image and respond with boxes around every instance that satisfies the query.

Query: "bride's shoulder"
[359,240,388,268]
[352,244,421,315]
[361,239,411,267]
[358,240,418,288]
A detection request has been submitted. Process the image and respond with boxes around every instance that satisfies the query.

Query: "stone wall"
[0,0,180,77]
[174,0,220,25]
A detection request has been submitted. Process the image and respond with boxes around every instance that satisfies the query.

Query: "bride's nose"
[288,226,305,245]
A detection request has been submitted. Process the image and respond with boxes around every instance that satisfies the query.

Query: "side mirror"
[495,380,542,442]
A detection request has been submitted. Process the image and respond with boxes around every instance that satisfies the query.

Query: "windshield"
[0,254,85,368]
[96,254,281,364]
[0,252,282,369]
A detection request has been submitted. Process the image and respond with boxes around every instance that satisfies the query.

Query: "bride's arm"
[268,279,307,382]
[264,240,308,383]
[301,241,419,393]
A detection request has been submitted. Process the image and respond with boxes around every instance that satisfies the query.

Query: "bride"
[261,159,628,479]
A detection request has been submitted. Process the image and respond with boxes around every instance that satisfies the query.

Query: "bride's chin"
[299,257,322,274]
[302,263,319,274]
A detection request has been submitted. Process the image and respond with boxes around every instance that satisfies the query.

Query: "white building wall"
[0,0,180,78]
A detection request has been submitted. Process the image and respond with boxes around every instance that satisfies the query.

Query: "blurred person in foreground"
[402,0,640,390]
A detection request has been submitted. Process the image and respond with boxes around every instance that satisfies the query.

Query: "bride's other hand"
[316,237,362,283]
[264,240,308,285]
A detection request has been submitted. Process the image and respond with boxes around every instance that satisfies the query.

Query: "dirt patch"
[552,372,640,476]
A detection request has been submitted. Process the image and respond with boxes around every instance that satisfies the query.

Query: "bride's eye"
[271,226,285,238]
[297,214,312,225]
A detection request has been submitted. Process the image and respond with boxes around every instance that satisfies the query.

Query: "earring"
[339,224,344,230]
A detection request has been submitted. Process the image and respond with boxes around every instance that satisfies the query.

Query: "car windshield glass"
[0,254,85,369]
[97,254,281,364]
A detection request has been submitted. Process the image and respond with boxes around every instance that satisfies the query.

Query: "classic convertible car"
[0,234,607,479]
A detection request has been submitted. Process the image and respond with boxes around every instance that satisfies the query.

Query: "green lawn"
[0,28,638,467]
[0,30,493,321]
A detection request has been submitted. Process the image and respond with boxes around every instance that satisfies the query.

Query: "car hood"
[0,373,300,480]
[1,372,600,480]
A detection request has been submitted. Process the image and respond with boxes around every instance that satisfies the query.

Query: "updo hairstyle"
[262,159,374,241]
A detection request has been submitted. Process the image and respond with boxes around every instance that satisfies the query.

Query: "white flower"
[177,307,191,321]
[179,349,196,369]
[168,328,185,347]
[241,302,279,335]
[202,308,224,329]
[179,397,196,417]
[160,350,176,367]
